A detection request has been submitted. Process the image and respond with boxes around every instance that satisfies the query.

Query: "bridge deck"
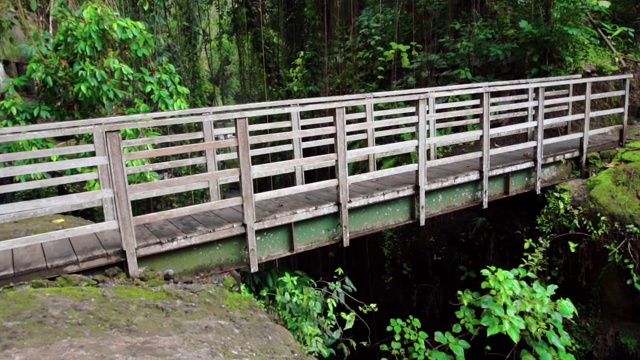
[0,134,618,281]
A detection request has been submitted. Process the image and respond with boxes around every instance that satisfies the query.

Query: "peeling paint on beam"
[138,160,575,274]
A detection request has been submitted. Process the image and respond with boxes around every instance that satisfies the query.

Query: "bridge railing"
[0,74,631,276]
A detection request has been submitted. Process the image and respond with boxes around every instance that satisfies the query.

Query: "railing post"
[580,82,592,176]
[535,87,545,194]
[527,88,535,142]
[202,120,220,201]
[365,102,376,172]
[235,117,259,272]
[620,78,630,146]
[428,96,437,160]
[291,110,304,185]
[94,130,115,221]
[416,97,428,226]
[105,131,138,277]
[480,90,491,209]
[334,107,350,247]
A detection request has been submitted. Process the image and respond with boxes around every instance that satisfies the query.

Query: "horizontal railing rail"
[0,74,631,277]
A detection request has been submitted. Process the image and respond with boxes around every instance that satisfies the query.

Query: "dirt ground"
[0,270,313,360]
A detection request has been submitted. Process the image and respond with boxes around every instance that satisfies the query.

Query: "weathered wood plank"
[291,111,304,186]
[621,78,630,145]
[93,131,116,222]
[536,87,545,194]
[133,197,242,226]
[122,131,204,147]
[106,131,138,277]
[125,138,237,161]
[69,233,106,262]
[0,74,583,137]
[1,157,108,180]
[417,97,427,226]
[581,83,592,174]
[0,250,14,277]
[42,239,78,268]
[0,172,99,195]
[128,168,239,198]
[146,220,187,243]
[0,144,95,163]
[95,230,123,255]
[0,190,113,218]
[254,179,338,202]
[0,221,118,252]
[365,103,376,172]
[135,224,161,248]
[167,216,211,237]
[481,92,491,209]
[189,211,233,231]
[127,156,207,175]
[203,119,221,201]
[335,107,350,247]
[13,244,47,274]
[236,117,259,272]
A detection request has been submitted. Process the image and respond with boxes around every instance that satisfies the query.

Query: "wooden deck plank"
[212,206,244,225]
[302,187,338,203]
[69,233,107,262]
[0,250,13,277]
[190,211,234,231]
[13,244,47,274]
[42,238,78,268]
[135,225,161,247]
[95,230,123,256]
[145,220,186,244]
[167,216,211,237]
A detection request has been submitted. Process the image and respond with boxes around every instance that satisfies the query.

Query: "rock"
[163,269,175,281]
[104,267,123,278]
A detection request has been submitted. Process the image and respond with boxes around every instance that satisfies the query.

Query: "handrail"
[0,74,583,136]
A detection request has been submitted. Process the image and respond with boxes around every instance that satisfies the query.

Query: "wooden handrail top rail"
[0,74,585,136]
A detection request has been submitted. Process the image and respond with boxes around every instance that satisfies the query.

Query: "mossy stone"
[586,162,640,225]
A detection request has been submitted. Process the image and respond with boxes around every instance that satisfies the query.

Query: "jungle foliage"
[3,0,637,112]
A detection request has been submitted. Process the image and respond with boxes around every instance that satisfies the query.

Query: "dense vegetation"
[1,0,640,359]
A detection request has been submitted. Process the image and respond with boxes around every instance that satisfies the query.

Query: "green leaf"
[487,324,501,337]
[506,324,520,343]
[449,343,464,357]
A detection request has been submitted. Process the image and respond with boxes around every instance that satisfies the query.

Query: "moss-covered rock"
[0,282,311,359]
[586,141,640,226]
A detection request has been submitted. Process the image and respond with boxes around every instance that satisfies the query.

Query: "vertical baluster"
[580,82,592,175]
[202,120,220,201]
[365,102,376,172]
[567,83,574,135]
[527,88,535,142]
[334,107,349,247]
[481,91,491,209]
[621,78,630,146]
[416,97,427,226]
[291,110,304,185]
[94,130,115,221]
[235,117,258,272]
[105,131,138,277]
[428,96,437,160]
[536,87,545,194]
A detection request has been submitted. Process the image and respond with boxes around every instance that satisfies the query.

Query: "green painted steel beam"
[139,160,575,274]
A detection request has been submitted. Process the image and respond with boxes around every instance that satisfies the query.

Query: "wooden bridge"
[0,74,632,283]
